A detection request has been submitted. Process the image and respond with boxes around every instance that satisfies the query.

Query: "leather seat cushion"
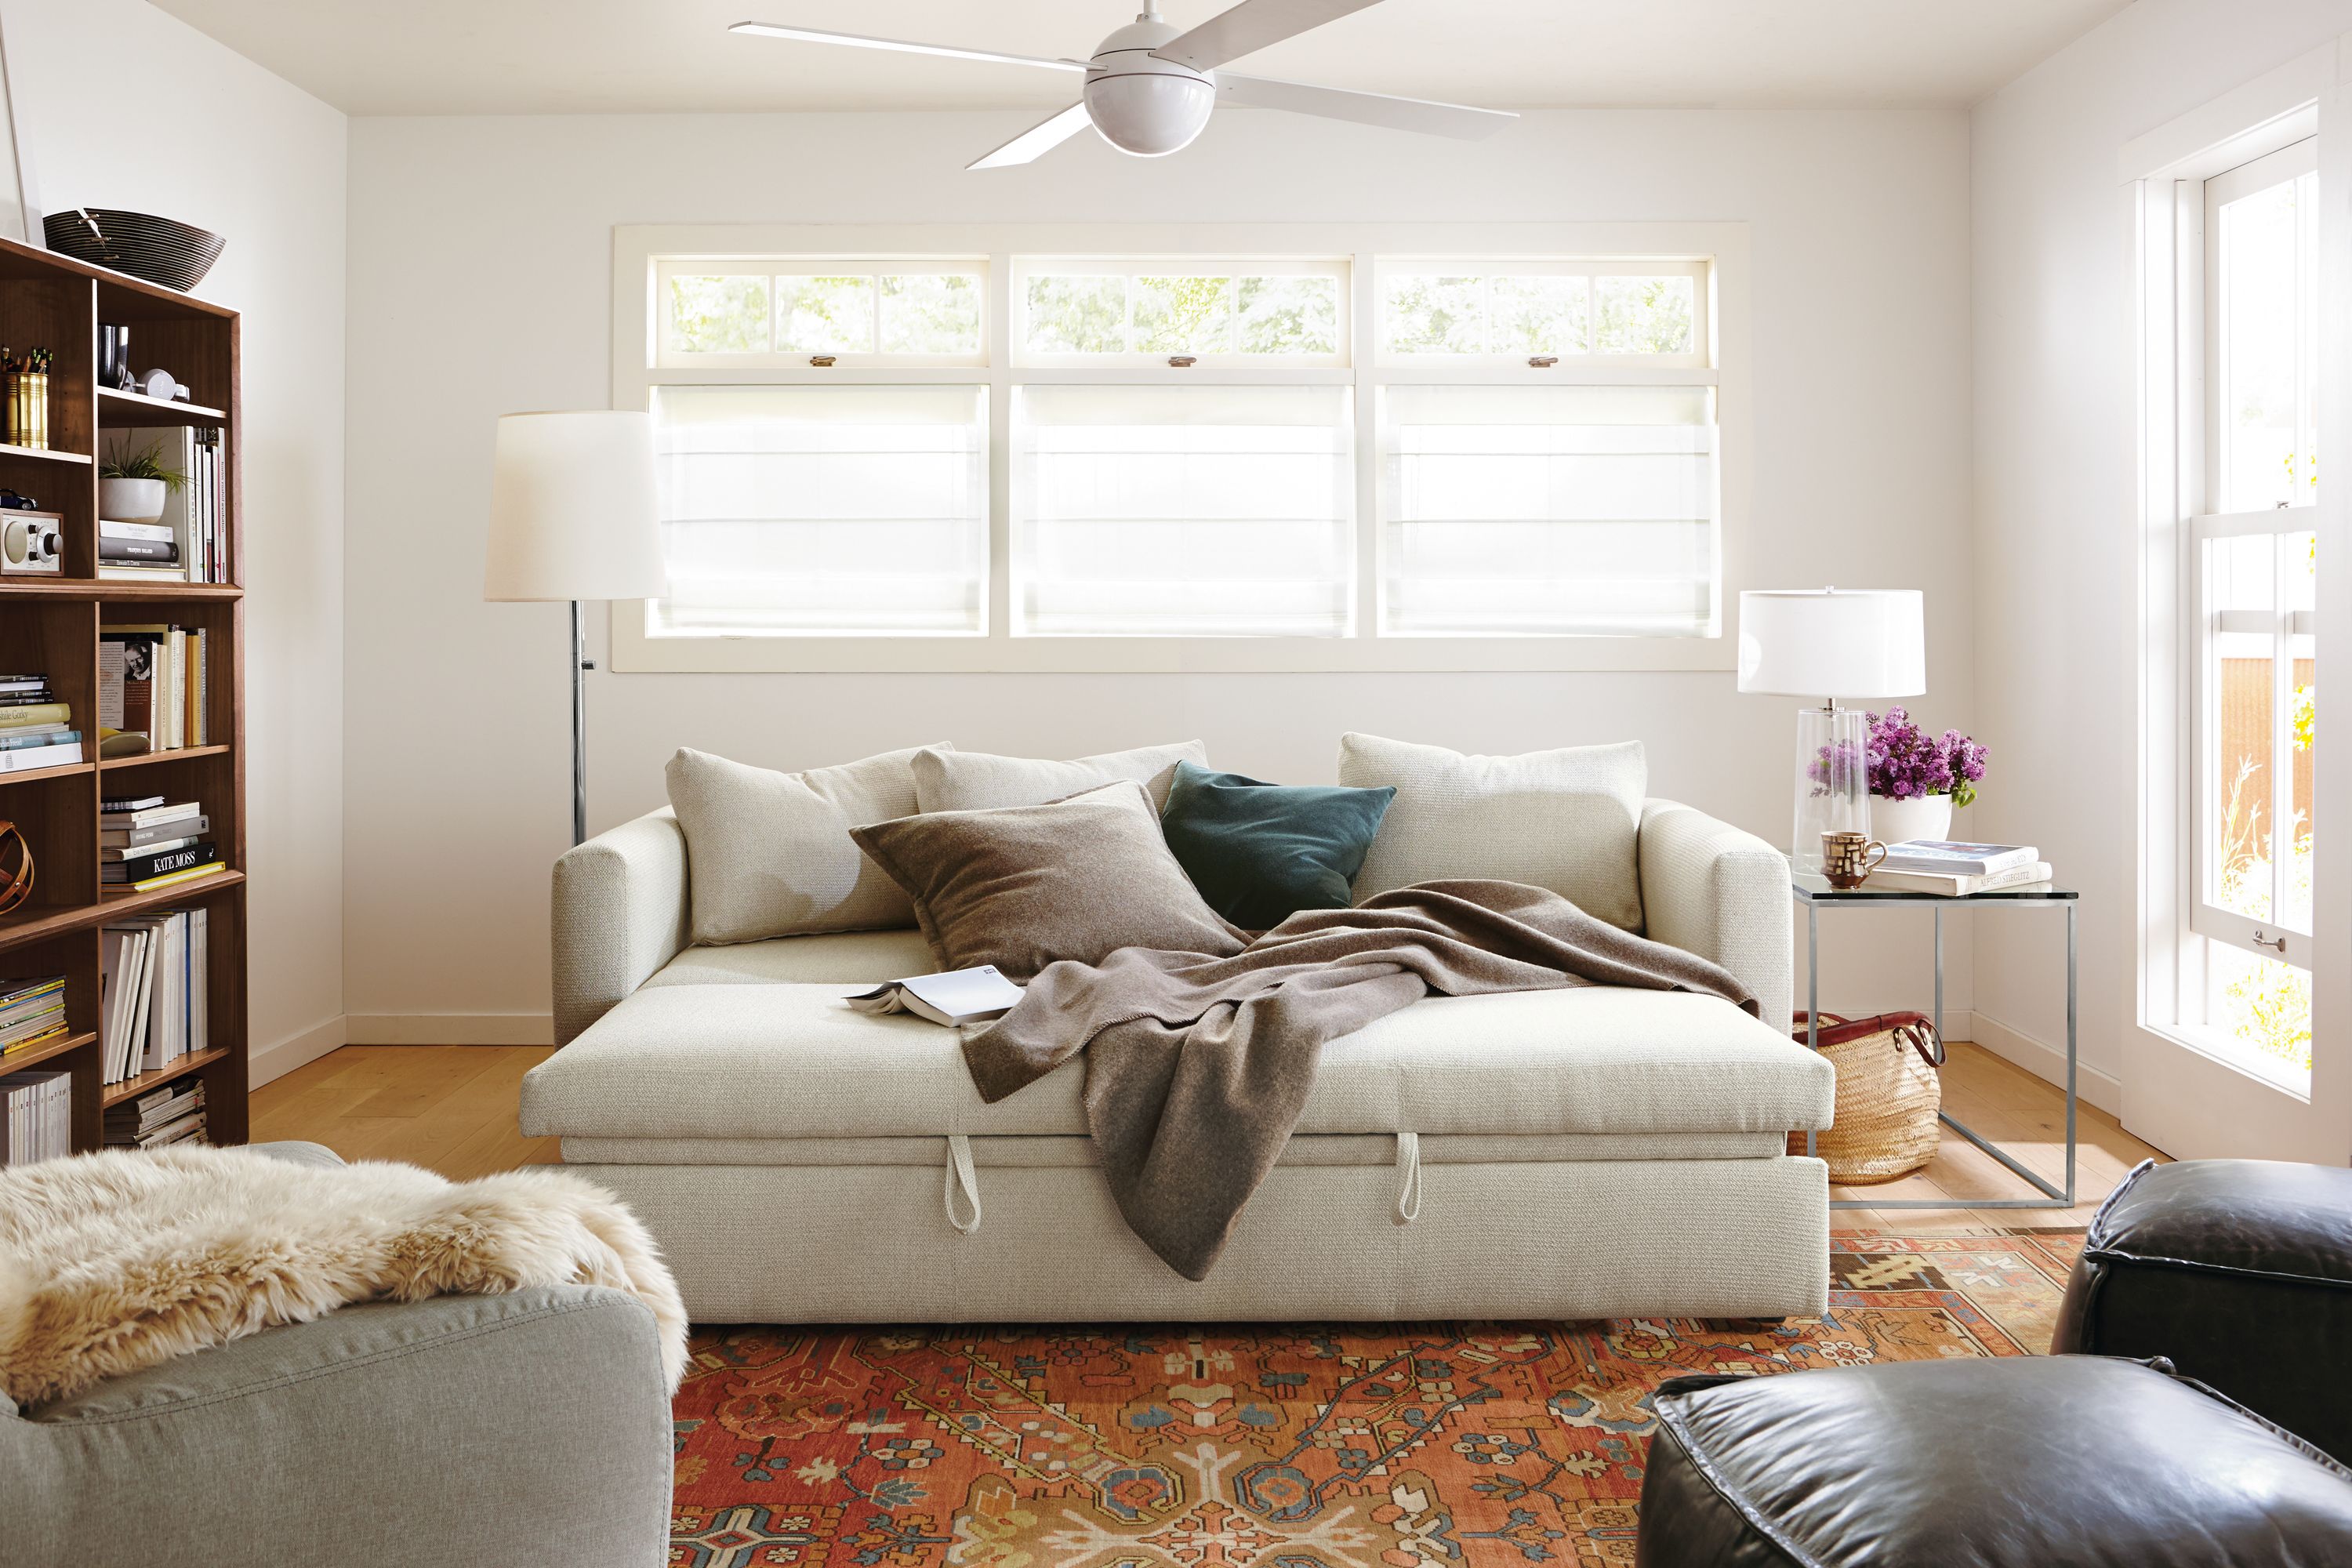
[2053,1158,2352,1462]
[522,982,1832,1142]
[1636,1356,2352,1567]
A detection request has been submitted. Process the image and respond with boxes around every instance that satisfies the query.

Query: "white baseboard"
[344,1013,555,1046]
[248,1014,347,1089]
[1958,1008,2122,1116]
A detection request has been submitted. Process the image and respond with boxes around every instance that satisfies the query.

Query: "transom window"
[614,226,1741,673]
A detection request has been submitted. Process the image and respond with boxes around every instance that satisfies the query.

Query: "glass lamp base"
[1792,706,1871,873]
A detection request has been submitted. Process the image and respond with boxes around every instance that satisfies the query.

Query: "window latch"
[808,354,837,368]
[2252,929,2287,953]
[1528,355,1559,368]
[1168,354,1197,368]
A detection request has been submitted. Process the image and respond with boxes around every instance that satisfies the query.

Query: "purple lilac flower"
[1860,706,1988,809]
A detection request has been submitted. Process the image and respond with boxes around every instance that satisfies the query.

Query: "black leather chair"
[2053,1157,2352,1463]
[1635,1356,2352,1566]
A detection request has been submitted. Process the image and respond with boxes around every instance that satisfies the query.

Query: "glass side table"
[1791,873,2078,1209]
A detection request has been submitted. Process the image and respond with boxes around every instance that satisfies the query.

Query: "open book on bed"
[847,966,1025,1028]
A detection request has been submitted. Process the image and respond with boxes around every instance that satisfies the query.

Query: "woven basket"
[1787,1011,1944,1184]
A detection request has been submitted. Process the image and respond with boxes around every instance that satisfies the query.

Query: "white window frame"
[1010,256,1352,370]
[2128,38,2352,1162]
[652,256,990,371]
[1374,257,1711,372]
[612,222,1748,674]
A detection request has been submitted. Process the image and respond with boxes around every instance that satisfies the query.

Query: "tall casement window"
[2189,140,2321,1089]
[614,226,1743,673]
[2133,49,2347,1169]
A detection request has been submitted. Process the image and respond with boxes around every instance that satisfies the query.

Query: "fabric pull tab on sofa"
[1395,1131,1421,1225]
[944,1134,983,1234]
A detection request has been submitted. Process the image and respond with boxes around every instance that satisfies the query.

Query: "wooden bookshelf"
[0,232,245,1154]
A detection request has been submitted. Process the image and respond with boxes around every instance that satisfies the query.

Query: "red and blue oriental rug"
[670,1229,2082,1567]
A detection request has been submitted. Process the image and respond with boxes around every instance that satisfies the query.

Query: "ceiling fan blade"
[1216,73,1516,140]
[730,20,1084,74]
[968,103,1096,169]
[1150,0,1384,71]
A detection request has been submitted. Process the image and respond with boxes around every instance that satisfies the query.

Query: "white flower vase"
[1871,793,1954,848]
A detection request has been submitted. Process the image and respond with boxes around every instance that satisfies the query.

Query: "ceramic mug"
[1820,830,1887,889]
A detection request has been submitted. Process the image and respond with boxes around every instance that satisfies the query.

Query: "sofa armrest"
[4,1286,671,1567]
[553,808,691,1046]
[1639,799,1793,1033]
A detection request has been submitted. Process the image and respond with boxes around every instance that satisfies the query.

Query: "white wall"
[10,0,347,1082]
[343,107,1975,1040]
[1973,0,2352,1110]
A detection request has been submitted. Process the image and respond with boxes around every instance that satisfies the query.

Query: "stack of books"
[104,1078,206,1150]
[96,427,226,583]
[101,795,222,891]
[1870,840,2053,895]
[0,673,80,774]
[0,975,67,1058]
[99,625,208,754]
[100,906,210,1084]
[0,1069,69,1164]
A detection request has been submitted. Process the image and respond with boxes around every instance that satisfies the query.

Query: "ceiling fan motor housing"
[1084,17,1216,157]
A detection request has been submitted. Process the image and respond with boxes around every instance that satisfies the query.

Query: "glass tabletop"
[1791,872,2078,904]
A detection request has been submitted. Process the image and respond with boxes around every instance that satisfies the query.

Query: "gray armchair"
[2,1144,673,1567]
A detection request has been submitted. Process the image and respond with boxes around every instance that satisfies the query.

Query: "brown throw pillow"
[851,781,1247,980]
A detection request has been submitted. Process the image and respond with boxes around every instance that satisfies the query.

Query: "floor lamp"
[484,411,668,847]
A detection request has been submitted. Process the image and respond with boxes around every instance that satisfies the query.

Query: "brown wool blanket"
[965,879,1759,1280]
[0,1145,688,1408]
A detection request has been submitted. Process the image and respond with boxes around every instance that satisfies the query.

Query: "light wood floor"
[250,1038,2165,1229]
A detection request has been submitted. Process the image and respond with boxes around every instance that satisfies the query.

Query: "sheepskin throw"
[0,1146,687,1408]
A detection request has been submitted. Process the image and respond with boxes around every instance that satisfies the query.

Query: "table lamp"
[1737,587,1926,873]
[484,410,668,846]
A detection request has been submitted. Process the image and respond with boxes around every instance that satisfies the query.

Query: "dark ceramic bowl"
[43,208,225,292]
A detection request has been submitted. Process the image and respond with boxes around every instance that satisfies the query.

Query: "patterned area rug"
[671,1229,2083,1567]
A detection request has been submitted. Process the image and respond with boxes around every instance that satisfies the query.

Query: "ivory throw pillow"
[911,740,1206,814]
[851,780,1246,981]
[666,745,945,945]
[1338,733,1649,931]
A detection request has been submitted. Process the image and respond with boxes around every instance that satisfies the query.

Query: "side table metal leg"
[2067,902,2078,1207]
[1933,906,1944,1041]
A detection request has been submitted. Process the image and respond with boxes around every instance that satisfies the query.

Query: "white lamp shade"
[1737,588,1926,699]
[484,411,669,602]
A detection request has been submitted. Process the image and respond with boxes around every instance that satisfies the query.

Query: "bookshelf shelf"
[102,1046,231,1109]
[100,743,232,771]
[96,387,228,428]
[0,760,96,786]
[0,230,244,1156]
[2,1029,96,1074]
[0,442,90,465]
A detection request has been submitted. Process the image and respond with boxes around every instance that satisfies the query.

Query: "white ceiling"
[151,0,2132,116]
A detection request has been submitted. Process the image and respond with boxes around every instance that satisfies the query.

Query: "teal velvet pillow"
[1158,760,1397,931]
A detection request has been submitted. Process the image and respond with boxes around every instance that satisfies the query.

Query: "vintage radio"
[1,510,61,574]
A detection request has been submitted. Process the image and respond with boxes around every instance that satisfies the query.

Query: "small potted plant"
[1866,706,1987,844]
[99,440,187,524]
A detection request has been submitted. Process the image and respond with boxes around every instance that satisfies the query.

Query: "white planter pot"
[100,477,166,524]
[1871,793,1954,848]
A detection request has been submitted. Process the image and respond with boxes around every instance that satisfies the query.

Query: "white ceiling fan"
[731,0,1517,169]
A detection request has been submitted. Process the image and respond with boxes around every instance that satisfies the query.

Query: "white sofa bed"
[521,772,1834,1324]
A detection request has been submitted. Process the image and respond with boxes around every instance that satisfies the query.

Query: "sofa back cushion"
[851,779,1246,980]
[1338,733,1648,930]
[666,745,942,944]
[912,740,1205,814]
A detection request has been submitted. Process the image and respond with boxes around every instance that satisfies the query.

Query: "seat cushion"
[521,982,1833,1142]
[1638,1356,2352,1568]
[641,928,937,989]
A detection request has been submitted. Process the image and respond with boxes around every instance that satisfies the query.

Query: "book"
[101,800,198,829]
[1875,840,2040,876]
[102,833,201,862]
[0,700,69,728]
[125,861,227,893]
[1863,861,2055,896]
[100,793,166,811]
[847,965,1025,1028]
[102,815,209,850]
[0,737,81,772]
[0,724,74,750]
[99,519,175,543]
[0,1069,69,1163]
[103,841,221,884]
